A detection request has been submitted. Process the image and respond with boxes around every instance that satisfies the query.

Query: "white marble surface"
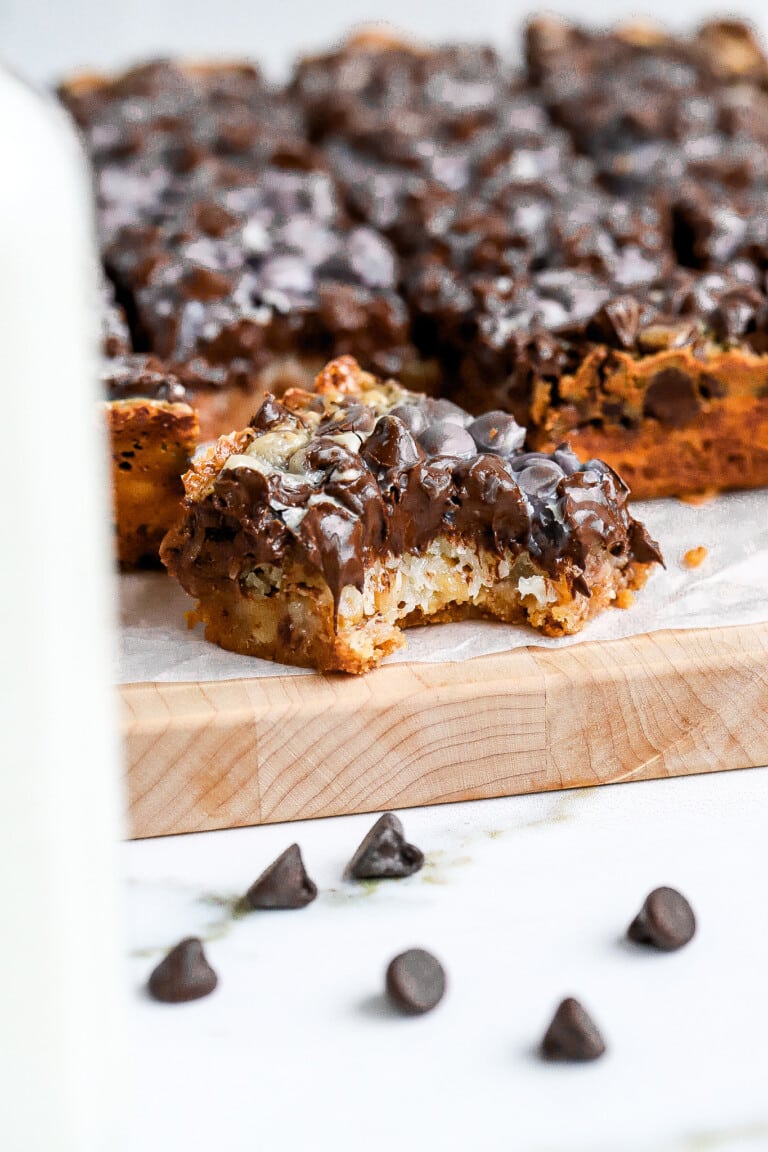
[125,767,768,1152]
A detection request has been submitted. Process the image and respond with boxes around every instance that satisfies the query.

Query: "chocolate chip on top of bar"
[161,356,662,673]
[106,167,420,402]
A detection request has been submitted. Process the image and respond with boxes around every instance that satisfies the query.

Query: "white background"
[1,0,764,84]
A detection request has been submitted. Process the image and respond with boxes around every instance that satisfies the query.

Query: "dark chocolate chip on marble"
[540,998,606,1062]
[246,843,318,910]
[627,886,696,951]
[147,937,218,1003]
[347,813,424,880]
[386,949,446,1015]
[418,421,477,459]
[467,411,526,456]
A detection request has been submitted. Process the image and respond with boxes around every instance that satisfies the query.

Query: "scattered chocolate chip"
[246,843,318,910]
[540,998,606,1062]
[347,813,424,880]
[386,948,446,1014]
[147,937,218,1003]
[627,886,696,951]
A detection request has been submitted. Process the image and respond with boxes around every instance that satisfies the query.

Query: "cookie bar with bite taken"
[161,356,662,673]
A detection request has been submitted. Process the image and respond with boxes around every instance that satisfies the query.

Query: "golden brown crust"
[108,399,199,567]
[521,344,768,499]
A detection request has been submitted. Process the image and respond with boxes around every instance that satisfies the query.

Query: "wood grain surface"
[121,623,768,838]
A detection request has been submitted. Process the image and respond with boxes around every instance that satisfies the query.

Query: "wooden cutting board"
[120,621,768,838]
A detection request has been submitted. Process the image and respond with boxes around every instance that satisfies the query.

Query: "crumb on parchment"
[682,546,708,569]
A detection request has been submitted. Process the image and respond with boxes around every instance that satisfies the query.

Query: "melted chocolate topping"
[75,22,768,439]
[163,365,662,611]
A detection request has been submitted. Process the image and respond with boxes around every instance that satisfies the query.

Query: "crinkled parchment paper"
[118,489,768,683]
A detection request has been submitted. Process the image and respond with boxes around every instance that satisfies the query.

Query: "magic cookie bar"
[100,286,198,566]
[104,354,198,567]
[161,357,662,673]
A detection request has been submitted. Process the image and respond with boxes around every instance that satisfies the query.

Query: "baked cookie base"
[181,538,654,674]
[534,393,768,499]
[523,345,768,500]
[108,399,199,567]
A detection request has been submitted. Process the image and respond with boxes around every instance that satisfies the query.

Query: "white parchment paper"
[118,489,768,683]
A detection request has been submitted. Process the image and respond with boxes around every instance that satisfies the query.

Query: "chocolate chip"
[643,368,701,428]
[256,255,314,304]
[588,295,641,349]
[246,844,318,910]
[711,290,762,342]
[698,372,727,400]
[540,998,606,1062]
[467,411,526,456]
[385,949,446,1014]
[421,397,472,427]
[250,395,299,431]
[418,421,477,459]
[388,403,429,436]
[319,403,377,436]
[515,459,565,499]
[194,201,236,238]
[181,265,231,301]
[346,227,396,289]
[627,886,696,951]
[552,445,583,475]
[362,416,423,471]
[147,938,218,1003]
[347,813,424,880]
